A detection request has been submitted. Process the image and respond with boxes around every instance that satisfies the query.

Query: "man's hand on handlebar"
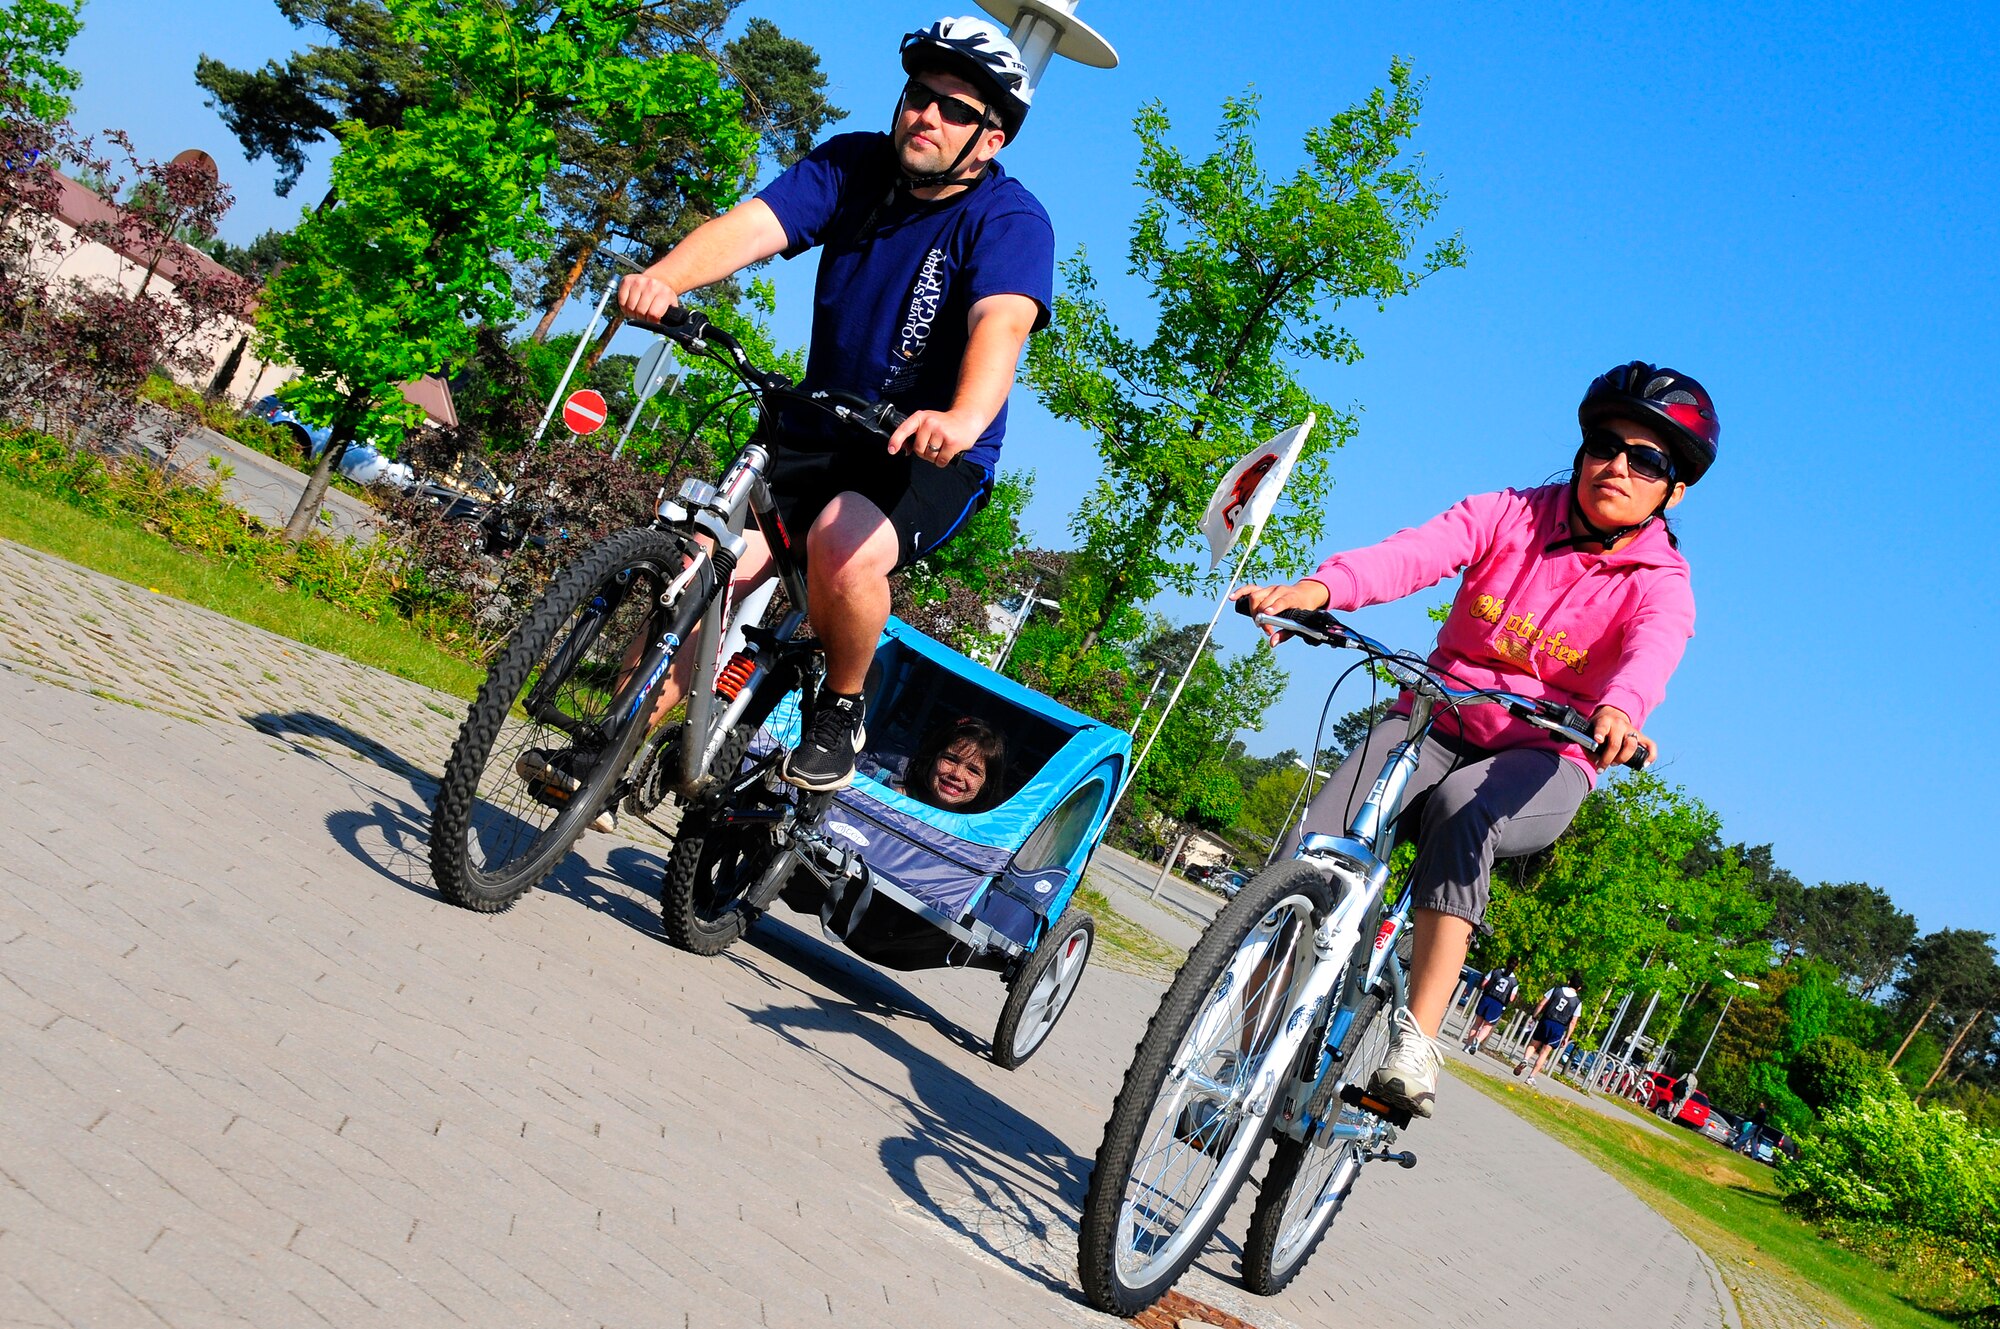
[617,273,679,325]
[1589,705,1656,773]
[888,408,981,467]
[1230,579,1332,644]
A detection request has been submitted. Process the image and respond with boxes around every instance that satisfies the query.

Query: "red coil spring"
[713,651,757,702]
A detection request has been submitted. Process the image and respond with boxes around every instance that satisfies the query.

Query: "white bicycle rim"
[1112,892,1318,1293]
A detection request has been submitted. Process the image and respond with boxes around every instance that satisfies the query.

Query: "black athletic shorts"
[759,441,993,572]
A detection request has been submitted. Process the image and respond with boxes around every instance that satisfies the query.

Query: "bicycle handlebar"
[619,290,909,442]
[1236,601,1651,771]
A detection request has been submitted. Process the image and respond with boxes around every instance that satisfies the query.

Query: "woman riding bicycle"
[1232,360,1718,1122]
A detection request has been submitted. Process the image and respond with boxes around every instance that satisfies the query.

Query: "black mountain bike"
[428,301,903,953]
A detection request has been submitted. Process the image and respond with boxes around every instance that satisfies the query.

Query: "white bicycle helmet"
[899,16,1033,142]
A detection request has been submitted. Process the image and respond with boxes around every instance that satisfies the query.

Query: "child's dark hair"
[907,716,1008,813]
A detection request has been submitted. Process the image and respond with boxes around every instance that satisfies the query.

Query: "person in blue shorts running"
[1514,974,1584,1086]
[1462,958,1520,1055]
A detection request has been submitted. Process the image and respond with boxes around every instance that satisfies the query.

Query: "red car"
[1638,1073,1712,1130]
[1636,1071,1677,1110]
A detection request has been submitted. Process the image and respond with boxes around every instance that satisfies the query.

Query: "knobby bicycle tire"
[1076,858,1337,1316]
[1240,991,1391,1295]
[430,528,686,911]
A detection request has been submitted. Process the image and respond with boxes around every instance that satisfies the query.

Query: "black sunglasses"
[1581,428,1676,483]
[900,78,993,131]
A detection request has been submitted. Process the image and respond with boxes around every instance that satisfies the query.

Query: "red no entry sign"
[562,388,609,436]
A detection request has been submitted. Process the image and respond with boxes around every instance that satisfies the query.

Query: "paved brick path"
[0,539,1741,1329]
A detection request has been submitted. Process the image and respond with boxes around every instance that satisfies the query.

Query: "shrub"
[1791,1035,1903,1115]
[138,375,302,466]
[1781,1092,2000,1255]
[0,427,475,655]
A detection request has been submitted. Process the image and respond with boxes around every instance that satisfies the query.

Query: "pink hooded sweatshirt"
[1303,482,1695,785]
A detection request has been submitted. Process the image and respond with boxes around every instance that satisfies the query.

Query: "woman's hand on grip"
[1229,579,1332,644]
[1589,705,1657,771]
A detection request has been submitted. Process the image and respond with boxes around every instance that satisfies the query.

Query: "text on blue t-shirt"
[754,131,1054,473]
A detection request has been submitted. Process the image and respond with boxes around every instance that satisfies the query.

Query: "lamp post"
[993,576,1059,671]
[1265,756,1332,865]
[1692,971,1761,1076]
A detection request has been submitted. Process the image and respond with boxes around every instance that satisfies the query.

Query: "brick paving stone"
[0,536,1755,1329]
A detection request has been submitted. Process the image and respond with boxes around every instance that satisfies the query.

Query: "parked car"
[252,396,416,490]
[1209,870,1249,898]
[1699,1111,1735,1145]
[1666,1089,1712,1131]
[1742,1126,1798,1166]
[1637,1070,1678,1111]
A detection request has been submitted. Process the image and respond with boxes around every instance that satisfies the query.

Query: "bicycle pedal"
[1339,1084,1413,1129]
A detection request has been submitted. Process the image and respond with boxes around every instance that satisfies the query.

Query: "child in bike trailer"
[1234,361,1718,1122]
[581,17,1052,820]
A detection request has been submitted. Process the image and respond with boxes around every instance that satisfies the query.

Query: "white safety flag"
[1201,414,1314,571]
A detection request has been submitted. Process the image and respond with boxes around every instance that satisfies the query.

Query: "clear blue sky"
[64,1,2000,938]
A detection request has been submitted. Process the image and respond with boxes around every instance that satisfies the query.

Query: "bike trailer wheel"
[990,908,1094,1070]
[429,528,685,911]
[1075,859,1336,1316]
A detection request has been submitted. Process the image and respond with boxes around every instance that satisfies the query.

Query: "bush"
[0,427,472,653]
[1781,1092,2000,1255]
[138,375,303,466]
[1791,1035,1903,1115]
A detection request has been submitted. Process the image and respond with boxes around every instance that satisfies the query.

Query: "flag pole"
[1114,520,1264,807]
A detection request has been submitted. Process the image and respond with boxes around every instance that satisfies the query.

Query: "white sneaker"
[1367,1008,1443,1119]
[590,803,619,835]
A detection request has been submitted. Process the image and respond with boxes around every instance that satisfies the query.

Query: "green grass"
[0,474,482,700]
[1076,882,1186,980]
[1457,1068,1993,1329]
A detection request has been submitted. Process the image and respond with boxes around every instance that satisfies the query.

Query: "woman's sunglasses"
[900,78,994,131]
[1581,428,1676,484]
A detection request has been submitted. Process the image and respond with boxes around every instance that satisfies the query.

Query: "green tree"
[260,0,753,540]
[1026,64,1465,656]
[1890,929,1999,1068]
[0,0,83,122]
[529,9,844,345]
[1126,626,1287,836]
[196,0,426,199]
[1487,775,1769,1016]
[198,227,290,281]
[1793,880,1917,997]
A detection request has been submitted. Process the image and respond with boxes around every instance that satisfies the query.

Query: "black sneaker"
[780,693,866,791]
[515,747,594,810]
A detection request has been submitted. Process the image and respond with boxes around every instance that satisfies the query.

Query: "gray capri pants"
[1279,717,1592,930]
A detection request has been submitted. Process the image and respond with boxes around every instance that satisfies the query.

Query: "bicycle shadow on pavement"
[733,920,1095,1304]
[247,709,439,790]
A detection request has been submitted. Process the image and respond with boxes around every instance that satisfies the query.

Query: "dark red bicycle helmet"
[1578,361,1719,485]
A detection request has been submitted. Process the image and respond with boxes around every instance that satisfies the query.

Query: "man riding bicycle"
[610,15,1053,801]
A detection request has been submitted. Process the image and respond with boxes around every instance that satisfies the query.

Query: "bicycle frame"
[664,441,818,791]
[1263,689,1447,1151]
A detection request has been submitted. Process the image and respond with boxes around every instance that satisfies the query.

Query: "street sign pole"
[532,282,614,445]
[612,338,679,459]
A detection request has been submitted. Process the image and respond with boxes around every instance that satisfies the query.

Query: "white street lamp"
[1692,971,1762,1076]
[1266,756,1332,865]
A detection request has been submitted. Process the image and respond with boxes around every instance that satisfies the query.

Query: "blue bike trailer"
[755,617,1129,975]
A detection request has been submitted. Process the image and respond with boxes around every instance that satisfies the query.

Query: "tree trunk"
[531,231,604,343]
[1888,997,1939,1067]
[281,403,361,542]
[206,334,248,399]
[582,313,626,372]
[1923,1007,1985,1092]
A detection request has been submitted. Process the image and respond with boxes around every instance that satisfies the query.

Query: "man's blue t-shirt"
[755,131,1054,473]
